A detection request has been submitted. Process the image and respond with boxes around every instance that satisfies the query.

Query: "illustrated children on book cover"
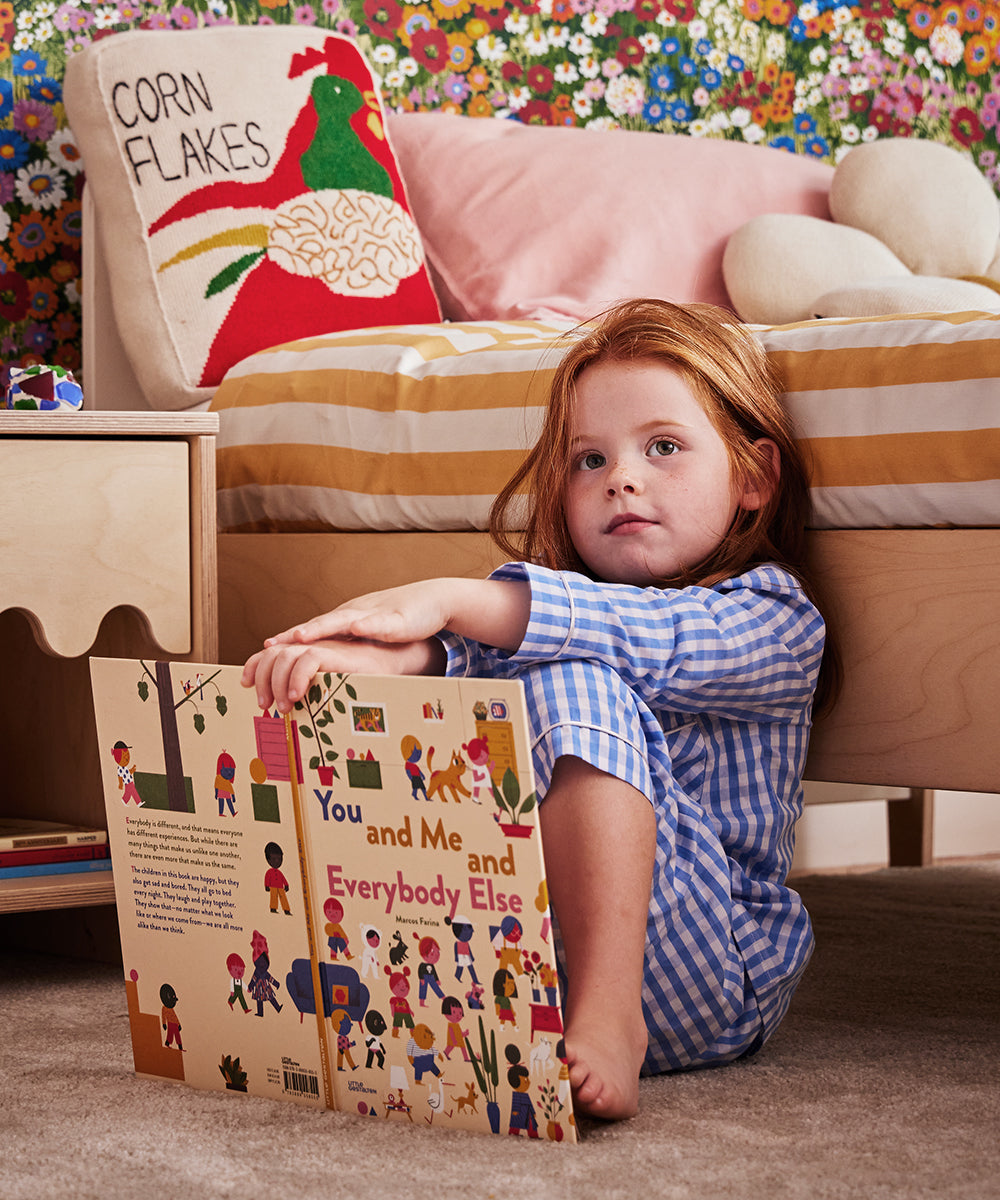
[91,659,576,1142]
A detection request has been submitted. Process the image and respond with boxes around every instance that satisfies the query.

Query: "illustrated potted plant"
[294,672,355,783]
[219,1053,248,1092]
[492,767,536,838]
[537,1078,566,1141]
[464,1015,501,1134]
[520,948,540,996]
[536,961,559,1007]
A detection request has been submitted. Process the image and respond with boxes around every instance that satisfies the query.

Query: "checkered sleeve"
[483,561,824,721]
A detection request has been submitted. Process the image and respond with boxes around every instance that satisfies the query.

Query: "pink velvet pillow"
[387,113,834,321]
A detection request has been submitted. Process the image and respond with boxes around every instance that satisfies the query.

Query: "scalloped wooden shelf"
[0,411,218,919]
[1,437,191,657]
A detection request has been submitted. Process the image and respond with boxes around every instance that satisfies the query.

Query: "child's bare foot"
[563,1011,647,1121]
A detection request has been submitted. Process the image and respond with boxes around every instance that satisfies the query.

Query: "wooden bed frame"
[213,526,999,868]
[213,526,1000,790]
[83,206,1000,866]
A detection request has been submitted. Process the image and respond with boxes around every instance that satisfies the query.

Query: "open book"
[90,658,575,1142]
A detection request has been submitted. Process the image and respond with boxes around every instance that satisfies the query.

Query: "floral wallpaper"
[2,0,998,388]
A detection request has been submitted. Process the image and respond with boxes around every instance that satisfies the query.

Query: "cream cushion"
[830,140,999,279]
[722,215,910,325]
[986,241,1000,284]
[814,277,1000,319]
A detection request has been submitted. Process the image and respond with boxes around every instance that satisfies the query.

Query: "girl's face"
[565,359,773,586]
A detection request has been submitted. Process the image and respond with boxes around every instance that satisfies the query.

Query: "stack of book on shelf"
[0,819,112,880]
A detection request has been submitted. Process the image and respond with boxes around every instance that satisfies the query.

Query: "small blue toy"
[4,364,84,411]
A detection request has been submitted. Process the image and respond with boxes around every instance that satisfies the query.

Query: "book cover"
[90,658,575,1142]
[0,855,113,879]
[0,819,108,851]
[0,843,111,869]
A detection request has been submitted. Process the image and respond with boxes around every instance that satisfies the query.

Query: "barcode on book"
[283,1067,319,1097]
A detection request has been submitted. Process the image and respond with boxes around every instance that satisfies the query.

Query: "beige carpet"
[3,862,998,1200]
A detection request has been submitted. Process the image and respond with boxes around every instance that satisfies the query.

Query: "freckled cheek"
[564,505,593,552]
[564,499,605,565]
[563,480,595,527]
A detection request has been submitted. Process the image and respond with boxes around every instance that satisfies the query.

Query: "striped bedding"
[211,310,1000,534]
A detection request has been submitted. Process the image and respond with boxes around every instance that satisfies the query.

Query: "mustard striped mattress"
[211,310,1000,534]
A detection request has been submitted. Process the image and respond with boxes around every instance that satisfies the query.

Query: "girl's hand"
[242,577,530,712]
[243,637,445,714]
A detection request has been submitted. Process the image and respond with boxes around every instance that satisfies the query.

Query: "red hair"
[489,298,840,709]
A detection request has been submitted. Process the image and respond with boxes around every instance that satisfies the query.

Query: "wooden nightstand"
[0,411,218,919]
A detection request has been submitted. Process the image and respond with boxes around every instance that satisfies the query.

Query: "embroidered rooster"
[148,37,436,387]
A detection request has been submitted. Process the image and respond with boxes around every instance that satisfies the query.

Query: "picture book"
[0,853,112,879]
[90,658,576,1143]
[0,843,110,870]
[0,818,108,850]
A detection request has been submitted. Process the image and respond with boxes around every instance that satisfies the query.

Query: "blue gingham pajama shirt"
[439,560,826,1074]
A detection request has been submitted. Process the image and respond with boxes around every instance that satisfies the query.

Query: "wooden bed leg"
[887,789,935,868]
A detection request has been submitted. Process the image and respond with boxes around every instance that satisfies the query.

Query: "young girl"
[242,299,834,1122]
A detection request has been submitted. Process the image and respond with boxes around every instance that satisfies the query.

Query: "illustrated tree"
[136,662,229,813]
[294,672,357,778]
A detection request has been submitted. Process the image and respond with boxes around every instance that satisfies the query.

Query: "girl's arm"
[273,578,530,652]
[242,577,530,713]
